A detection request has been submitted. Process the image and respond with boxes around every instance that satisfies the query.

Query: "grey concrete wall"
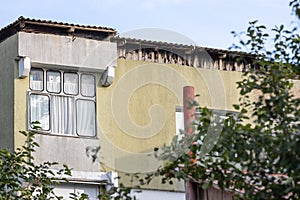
[0,35,18,150]
[16,31,118,172]
[33,134,101,172]
[18,32,117,71]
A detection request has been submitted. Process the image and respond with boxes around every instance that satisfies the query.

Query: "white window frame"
[28,67,97,137]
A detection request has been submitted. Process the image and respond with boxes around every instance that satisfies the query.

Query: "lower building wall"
[33,134,101,172]
[131,189,185,200]
[53,184,185,200]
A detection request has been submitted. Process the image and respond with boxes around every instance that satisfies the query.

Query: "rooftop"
[0,16,117,43]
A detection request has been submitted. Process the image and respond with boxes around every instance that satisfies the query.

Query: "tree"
[147,1,300,199]
[0,127,127,200]
[0,126,73,200]
[290,0,300,20]
[0,125,138,199]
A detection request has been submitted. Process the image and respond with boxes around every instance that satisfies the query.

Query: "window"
[175,107,238,155]
[81,74,95,97]
[64,72,78,95]
[30,94,50,131]
[29,68,96,137]
[175,107,238,135]
[76,100,96,136]
[47,71,61,93]
[175,107,184,135]
[52,183,99,199]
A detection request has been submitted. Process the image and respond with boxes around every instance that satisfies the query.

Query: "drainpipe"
[183,86,197,200]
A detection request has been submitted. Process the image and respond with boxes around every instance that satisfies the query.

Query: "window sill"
[29,130,99,140]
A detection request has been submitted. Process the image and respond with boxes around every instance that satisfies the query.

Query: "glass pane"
[30,94,50,130]
[47,71,61,93]
[81,74,95,97]
[64,73,78,95]
[30,69,43,91]
[76,100,96,136]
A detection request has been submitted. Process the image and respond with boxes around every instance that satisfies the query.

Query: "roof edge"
[0,16,117,43]
[112,36,255,58]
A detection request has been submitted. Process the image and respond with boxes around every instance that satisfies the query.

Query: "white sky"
[0,0,297,49]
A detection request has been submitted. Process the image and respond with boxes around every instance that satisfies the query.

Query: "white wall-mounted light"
[18,56,31,78]
[101,66,115,87]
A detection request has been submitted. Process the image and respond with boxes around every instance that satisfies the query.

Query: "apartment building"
[0,17,252,199]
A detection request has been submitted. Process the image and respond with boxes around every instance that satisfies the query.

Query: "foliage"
[69,192,89,200]
[146,2,300,200]
[0,127,72,199]
[290,0,300,20]
[0,125,137,200]
[98,182,138,200]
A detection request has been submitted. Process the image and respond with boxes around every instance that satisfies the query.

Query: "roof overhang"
[0,16,117,43]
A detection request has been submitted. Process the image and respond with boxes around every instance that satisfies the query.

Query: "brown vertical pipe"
[183,86,197,200]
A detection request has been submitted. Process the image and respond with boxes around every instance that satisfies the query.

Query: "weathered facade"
[0,17,257,199]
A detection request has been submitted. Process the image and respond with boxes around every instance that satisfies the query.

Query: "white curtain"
[47,82,60,93]
[52,96,75,135]
[30,81,43,91]
[76,100,95,136]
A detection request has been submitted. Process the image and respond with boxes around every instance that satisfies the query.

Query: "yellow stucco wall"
[14,70,29,149]
[97,59,243,190]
